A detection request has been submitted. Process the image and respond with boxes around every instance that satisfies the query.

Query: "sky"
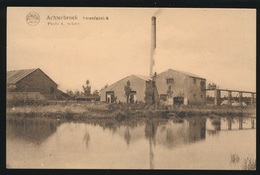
[7,7,256,93]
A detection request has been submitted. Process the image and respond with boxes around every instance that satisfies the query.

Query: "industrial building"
[100,69,206,105]
[7,68,59,100]
[100,75,150,103]
[156,69,206,105]
[101,16,207,105]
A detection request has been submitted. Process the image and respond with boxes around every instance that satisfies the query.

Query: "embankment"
[6,101,256,121]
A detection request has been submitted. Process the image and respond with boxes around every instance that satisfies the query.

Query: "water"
[6,116,256,169]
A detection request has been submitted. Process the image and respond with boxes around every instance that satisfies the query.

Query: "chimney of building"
[150,16,156,78]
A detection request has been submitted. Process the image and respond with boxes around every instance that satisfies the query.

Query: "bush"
[7,93,48,107]
[242,157,256,170]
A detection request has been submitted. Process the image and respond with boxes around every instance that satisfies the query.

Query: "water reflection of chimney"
[145,120,158,169]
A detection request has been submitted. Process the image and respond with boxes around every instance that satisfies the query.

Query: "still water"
[6,116,256,169]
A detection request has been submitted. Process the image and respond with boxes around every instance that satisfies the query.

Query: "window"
[193,78,196,84]
[166,78,174,84]
[160,94,167,101]
[193,94,196,98]
[200,81,206,91]
[50,87,54,94]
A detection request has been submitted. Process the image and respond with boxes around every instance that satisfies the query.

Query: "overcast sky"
[7,7,256,93]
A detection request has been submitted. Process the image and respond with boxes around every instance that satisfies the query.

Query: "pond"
[6,116,256,169]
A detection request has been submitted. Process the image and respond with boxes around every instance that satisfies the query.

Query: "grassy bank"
[6,101,256,121]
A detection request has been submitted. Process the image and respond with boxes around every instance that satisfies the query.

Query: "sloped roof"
[158,69,206,79]
[7,69,37,84]
[101,74,149,92]
[7,68,58,85]
[132,75,151,81]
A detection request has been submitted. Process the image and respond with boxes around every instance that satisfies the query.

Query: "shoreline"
[6,102,256,121]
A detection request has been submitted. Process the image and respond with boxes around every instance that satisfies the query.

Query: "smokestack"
[150,16,156,78]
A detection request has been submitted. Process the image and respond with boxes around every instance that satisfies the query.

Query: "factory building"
[100,69,206,105]
[100,75,150,103]
[156,69,206,105]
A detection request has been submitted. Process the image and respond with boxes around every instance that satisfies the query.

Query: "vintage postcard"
[6,7,256,169]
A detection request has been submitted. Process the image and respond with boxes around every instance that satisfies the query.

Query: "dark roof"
[7,68,58,85]
[7,69,36,84]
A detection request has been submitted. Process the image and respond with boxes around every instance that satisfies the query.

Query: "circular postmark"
[26,12,40,26]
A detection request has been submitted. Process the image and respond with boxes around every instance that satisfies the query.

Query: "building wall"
[156,69,206,105]
[187,77,206,105]
[100,70,206,105]
[156,70,189,104]
[15,69,58,99]
[100,75,146,102]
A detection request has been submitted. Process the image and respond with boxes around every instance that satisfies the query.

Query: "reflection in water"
[156,117,207,150]
[6,116,256,169]
[186,117,206,142]
[143,117,207,169]
[210,117,221,131]
[228,119,232,130]
[124,126,131,146]
[209,117,256,132]
[207,129,219,136]
[238,118,243,129]
[145,120,158,169]
[83,130,90,148]
[6,118,61,145]
[251,119,254,129]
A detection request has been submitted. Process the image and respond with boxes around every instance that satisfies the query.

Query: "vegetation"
[7,93,48,107]
[66,79,100,99]
[242,157,256,170]
[6,98,256,121]
[82,79,91,95]
[124,80,132,104]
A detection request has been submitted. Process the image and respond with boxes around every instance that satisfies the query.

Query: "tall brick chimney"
[150,16,156,78]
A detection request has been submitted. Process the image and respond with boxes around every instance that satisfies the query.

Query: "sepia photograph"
[6,7,256,169]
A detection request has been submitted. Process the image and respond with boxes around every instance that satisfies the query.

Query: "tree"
[66,90,74,97]
[93,90,99,96]
[82,79,91,95]
[75,90,80,96]
[124,80,132,103]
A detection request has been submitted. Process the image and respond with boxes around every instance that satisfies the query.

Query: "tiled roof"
[7,69,37,84]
